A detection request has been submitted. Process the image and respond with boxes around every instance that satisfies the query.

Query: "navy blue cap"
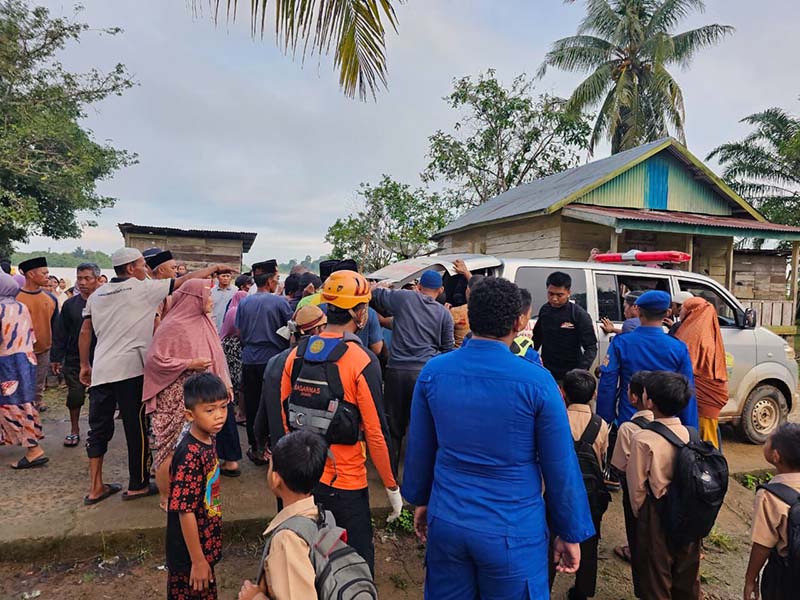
[419,270,443,289]
[635,290,671,311]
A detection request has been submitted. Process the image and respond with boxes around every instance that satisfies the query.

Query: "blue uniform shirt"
[402,338,595,542]
[596,325,699,427]
[356,307,382,349]
[235,293,292,365]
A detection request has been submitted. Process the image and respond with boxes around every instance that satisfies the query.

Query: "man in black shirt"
[532,271,598,382]
[50,263,100,447]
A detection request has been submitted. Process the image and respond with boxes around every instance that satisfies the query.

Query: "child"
[238,430,328,600]
[627,370,699,599]
[744,423,800,600]
[551,368,608,600]
[610,370,653,595]
[166,373,229,600]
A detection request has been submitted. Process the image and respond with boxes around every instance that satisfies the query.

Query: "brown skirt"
[151,372,191,468]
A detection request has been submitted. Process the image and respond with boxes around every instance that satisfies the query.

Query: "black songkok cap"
[252,259,278,275]
[318,259,339,281]
[333,259,358,273]
[18,257,47,272]
[145,250,173,270]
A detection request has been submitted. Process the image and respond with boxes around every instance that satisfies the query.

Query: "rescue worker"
[402,276,594,598]
[596,290,699,428]
[279,270,402,573]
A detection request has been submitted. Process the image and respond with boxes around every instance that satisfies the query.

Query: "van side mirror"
[743,308,757,328]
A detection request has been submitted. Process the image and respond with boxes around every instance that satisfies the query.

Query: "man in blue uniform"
[596,290,699,428]
[402,277,594,599]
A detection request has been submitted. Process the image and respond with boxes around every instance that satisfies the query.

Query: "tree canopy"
[424,70,591,209]
[0,2,135,256]
[11,247,113,268]
[325,176,453,272]
[540,0,733,154]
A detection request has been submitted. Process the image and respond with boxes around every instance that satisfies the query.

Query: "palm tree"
[539,0,733,154]
[199,0,400,100]
[707,106,800,229]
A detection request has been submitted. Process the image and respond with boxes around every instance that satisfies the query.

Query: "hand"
[190,558,213,592]
[188,358,213,371]
[600,317,616,334]
[663,317,675,328]
[79,366,92,387]
[444,302,452,310]
[386,486,403,523]
[303,282,315,296]
[414,505,428,543]
[238,579,263,600]
[743,577,759,600]
[215,264,239,274]
[553,537,581,573]
[51,362,62,376]
[453,259,471,279]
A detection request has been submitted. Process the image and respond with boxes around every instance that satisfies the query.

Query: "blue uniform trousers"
[424,517,548,599]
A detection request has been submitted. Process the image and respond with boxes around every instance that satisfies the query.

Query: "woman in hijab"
[143,279,233,509]
[0,272,48,469]
[219,290,248,426]
[675,296,729,448]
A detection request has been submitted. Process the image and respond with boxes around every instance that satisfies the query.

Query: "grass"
[389,574,409,591]
[706,528,736,552]
[385,508,415,536]
[737,470,774,491]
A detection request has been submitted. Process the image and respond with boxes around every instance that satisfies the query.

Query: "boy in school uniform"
[627,371,700,600]
[553,368,609,600]
[744,423,800,600]
[166,373,229,600]
[238,430,327,600]
[609,370,653,595]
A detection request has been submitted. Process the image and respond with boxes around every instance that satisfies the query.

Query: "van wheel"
[739,384,788,444]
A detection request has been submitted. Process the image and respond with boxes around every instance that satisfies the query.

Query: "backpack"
[284,336,362,446]
[575,414,611,521]
[647,422,729,547]
[757,482,800,588]
[258,507,377,600]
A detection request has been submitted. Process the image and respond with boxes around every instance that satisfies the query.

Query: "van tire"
[739,384,788,444]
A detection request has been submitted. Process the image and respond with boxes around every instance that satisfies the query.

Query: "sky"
[20,0,800,263]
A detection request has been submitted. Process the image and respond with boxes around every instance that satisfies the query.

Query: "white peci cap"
[672,291,694,305]
[111,247,144,268]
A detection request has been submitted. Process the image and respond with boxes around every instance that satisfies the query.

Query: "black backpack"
[648,422,729,547]
[284,336,362,446]
[757,482,800,589]
[575,415,611,521]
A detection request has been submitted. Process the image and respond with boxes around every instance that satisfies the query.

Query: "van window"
[595,273,670,321]
[514,267,587,312]
[678,280,737,327]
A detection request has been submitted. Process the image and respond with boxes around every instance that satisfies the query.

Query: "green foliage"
[11,247,112,268]
[705,528,735,552]
[542,1,734,154]
[707,104,800,246]
[385,508,415,535]
[325,176,454,273]
[424,70,591,208]
[739,471,774,491]
[277,256,329,274]
[0,1,136,256]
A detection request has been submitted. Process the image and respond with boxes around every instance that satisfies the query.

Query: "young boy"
[552,368,608,600]
[744,423,800,600]
[238,430,327,600]
[166,373,229,600]
[610,370,653,594]
[627,370,699,599]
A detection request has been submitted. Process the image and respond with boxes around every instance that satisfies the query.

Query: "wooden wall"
[124,233,244,271]
[732,253,788,300]
[439,213,562,258]
[559,218,614,261]
[691,236,729,285]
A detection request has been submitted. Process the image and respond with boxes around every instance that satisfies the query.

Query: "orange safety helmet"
[320,270,372,309]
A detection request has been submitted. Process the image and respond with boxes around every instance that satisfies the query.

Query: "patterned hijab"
[0,272,20,303]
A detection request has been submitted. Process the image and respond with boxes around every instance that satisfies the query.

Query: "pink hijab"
[219,290,248,339]
[142,280,231,412]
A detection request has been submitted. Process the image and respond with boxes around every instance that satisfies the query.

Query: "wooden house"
[433,137,800,334]
[118,223,257,271]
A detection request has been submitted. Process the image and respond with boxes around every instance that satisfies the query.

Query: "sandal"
[247,447,268,466]
[614,545,632,563]
[64,433,80,447]
[84,483,123,506]
[122,481,159,501]
[10,455,49,470]
[220,467,241,477]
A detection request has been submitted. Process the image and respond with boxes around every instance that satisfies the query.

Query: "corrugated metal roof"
[435,137,762,238]
[118,223,258,253]
[564,206,800,239]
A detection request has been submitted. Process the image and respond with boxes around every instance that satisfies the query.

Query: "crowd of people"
[0,251,798,600]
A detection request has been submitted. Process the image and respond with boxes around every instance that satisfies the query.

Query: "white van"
[368,254,798,443]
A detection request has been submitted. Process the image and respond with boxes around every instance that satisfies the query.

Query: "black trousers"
[241,362,267,449]
[549,517,601,598]
[761,554,791,600]
[620,478,643,598]
[86,375,150,491]
[215,400,242,463]
[314,483,374,575]
[384,367,421,475]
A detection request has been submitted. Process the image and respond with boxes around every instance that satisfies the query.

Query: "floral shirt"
[166,433,222,571]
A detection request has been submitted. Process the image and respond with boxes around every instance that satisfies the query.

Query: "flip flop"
[220,467,241,478]
[613,545,632,563]
[122,482,159,501]
[64,433,80,447]
[83,483,123,506]
[246,448,268,466]
[10,455,49,470]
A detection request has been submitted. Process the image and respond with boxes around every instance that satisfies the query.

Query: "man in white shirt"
[79,247,236,505]
[210,272,236,331]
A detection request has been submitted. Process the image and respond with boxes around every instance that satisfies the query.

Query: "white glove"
[386,487,403,523]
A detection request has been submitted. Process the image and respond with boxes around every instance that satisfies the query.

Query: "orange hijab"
[676,297,727,382]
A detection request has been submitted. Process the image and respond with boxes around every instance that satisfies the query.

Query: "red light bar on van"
[593,250,691,264]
